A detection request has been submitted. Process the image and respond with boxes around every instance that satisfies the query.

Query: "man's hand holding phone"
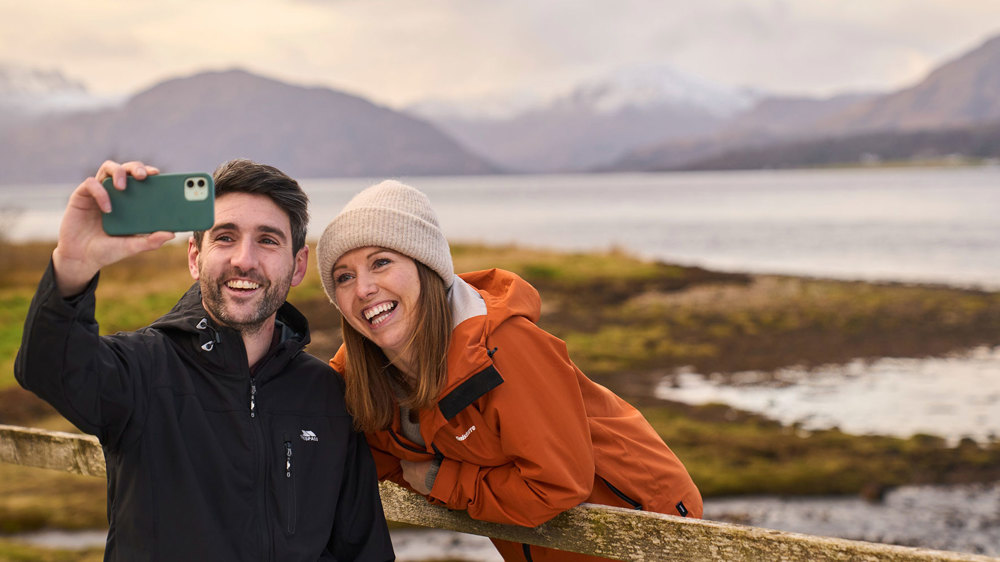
[53,161,177,297]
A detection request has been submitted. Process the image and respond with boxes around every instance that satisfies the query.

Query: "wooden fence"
[1,423,997,561]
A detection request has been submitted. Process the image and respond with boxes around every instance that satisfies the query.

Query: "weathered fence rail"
[1,423,996,561]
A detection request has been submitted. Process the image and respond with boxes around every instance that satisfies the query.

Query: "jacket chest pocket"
[434,364,507,465]
[269,419,342,537]
[280,437,297,533]
[436,411,506,466]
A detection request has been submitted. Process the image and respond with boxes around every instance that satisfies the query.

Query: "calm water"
[657,346,1000,445]
[4,166,1000,288]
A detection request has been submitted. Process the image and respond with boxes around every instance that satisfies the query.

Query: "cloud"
[1,0,999,105]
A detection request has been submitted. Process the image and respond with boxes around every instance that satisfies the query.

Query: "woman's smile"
[363,300,398,327]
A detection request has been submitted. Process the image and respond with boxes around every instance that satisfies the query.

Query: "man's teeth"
[364,302,396,322]
[227,280,260,290]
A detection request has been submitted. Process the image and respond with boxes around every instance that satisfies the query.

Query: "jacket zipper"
[284,440,296,534]
[388,429,434,455]
[250,378,257,418]
[249,376,273,559]
[600,477,643,510]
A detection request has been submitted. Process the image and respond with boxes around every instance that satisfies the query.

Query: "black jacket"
[15,261,394,561]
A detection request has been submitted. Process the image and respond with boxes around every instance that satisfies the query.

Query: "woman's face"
[332,246,421,369]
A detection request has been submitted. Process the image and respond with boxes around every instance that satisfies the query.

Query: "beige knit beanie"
[317,180,455,305]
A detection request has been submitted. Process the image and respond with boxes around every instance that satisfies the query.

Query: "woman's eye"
[373,257,392,268]
[334,273,353,284]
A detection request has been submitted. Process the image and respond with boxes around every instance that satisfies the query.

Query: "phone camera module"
[184,176,210,202]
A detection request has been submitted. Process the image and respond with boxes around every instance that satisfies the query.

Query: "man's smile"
[226,279,261,291]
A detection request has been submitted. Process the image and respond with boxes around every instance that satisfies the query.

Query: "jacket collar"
[149,282,310,377]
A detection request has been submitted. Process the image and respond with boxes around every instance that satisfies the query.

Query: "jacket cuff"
[424,457,442,492]
[428,457,461,505]
[43,257,100,305]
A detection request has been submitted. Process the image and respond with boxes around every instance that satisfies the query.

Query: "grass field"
[2,239,1000,552]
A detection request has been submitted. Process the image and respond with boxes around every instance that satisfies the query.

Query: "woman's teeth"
[364,302,396,324]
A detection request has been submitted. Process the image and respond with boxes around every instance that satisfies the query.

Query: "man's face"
[187,192,308,335]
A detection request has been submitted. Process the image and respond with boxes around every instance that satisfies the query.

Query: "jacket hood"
[455,268,540,331]
[149,282,311,362]
[441,269,540,388]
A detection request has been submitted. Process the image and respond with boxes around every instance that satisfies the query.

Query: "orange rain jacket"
[331,269,702,561]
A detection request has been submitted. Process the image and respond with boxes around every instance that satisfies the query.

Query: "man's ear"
[187,236,200,280]
[290,245,309,287]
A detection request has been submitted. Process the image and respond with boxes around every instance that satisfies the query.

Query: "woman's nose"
[354,271,377,299]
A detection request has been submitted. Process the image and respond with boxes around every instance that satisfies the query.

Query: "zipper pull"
[284,441,293,478]
[250,378,257,418]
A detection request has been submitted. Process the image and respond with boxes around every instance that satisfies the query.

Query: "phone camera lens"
[197,179,206,187]
[186,180,194,187]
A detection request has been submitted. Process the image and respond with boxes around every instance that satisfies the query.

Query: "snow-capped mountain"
[406,63,761,172]
[553,63,758,118]
[408,63,757,123]
[406,89,546,122]
[0,64,119,116]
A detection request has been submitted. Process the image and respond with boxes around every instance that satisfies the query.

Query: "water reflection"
[656,346,1000,444]
[705,483,1000,556]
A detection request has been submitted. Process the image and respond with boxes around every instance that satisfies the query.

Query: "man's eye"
[215,235,234,243]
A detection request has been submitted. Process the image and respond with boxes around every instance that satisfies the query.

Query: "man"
[15,160,394,561]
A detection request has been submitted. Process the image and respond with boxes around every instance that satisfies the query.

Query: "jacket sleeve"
[427,316,596,527]
[369,441,413,490]
[14,260,147,449]
[325,429,395,561]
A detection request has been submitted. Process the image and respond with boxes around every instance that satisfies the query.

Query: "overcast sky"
[2,0,999,108]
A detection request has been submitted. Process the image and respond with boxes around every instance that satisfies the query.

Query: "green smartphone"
[101,173,215,236]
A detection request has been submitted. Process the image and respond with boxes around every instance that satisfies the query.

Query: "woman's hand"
[399,459,434,495]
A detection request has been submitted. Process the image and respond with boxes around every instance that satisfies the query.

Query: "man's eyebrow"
[209,222,238,234]
[208,223,289,241]
[257,225,289,241]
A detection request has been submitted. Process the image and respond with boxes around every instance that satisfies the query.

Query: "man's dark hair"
[193,159,309,253]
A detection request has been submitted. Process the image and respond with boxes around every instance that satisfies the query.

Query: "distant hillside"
[720,93,880,139]
[607,32,1000,171]
[601,93,882,172]
[672,122,1000,171]
[818,34,1000,133]
[0,69,499,185]
[425,104,726,173]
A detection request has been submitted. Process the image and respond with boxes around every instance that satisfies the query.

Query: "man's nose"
[231,239,258,270]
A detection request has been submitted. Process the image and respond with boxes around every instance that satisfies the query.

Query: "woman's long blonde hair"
[341,261,452,432]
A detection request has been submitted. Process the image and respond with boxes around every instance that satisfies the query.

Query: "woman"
[317,180,702,561]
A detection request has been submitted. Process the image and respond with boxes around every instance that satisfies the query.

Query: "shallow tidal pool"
[656,346,1000,444]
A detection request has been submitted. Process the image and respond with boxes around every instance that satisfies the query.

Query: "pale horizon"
[2,0,1000,109]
